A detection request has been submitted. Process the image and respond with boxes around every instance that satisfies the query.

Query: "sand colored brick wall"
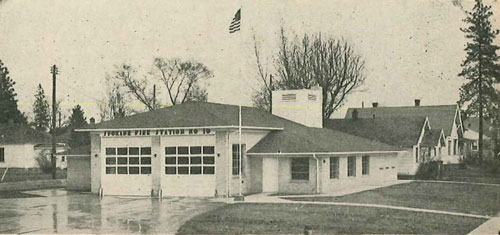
[278,157,317,194]
[90,133,101,193]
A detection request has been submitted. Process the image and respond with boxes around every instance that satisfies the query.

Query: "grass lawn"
[441,164,500,185]
[177,203,485,234]
[287,181,500,216]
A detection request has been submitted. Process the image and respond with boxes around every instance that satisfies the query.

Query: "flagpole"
[238,105,242,196]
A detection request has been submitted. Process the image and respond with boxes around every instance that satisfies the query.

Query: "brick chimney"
[372,102,378,108]
[272,87,323,128]
[414,99,421,107]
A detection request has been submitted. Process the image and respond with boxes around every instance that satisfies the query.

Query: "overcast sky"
[0,0,499,121]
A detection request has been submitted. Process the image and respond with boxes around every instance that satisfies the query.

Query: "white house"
[76,88,403,197]
[0,123,68,169]
[345,102,464,164]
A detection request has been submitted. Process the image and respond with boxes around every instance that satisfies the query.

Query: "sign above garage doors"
[102,128,213,137]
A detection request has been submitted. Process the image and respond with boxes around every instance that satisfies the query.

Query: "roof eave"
[75,125,284,132]
[247,150,404,156]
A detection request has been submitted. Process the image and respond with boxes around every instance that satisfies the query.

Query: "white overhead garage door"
[161,136,216,197]
[101,139,153,196]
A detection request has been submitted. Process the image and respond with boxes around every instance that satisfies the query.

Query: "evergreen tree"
[458,0,500,160]
[0,60,26,124]
[32,84,50,131]
[68,105,89,147]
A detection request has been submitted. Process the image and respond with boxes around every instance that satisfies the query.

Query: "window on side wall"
[347,156,356,177]
[232,144,246,176]
[291,157,309,180]
[415,147,419,163]
[0,147,4,162]
[362,155,369,175]
[329,157,339,179]
[448,140,451,155]
[472,141,478,151]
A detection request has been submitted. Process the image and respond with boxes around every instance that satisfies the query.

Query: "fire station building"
[77,88,401,197]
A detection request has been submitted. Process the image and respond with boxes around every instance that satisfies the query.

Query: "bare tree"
[113,64,157,111]
[251,33,275,112]
[253,28,366,119]
[153,57,212,105]
[98,74,130,121]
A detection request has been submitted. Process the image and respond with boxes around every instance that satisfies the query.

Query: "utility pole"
[153,84,156,109]
[58,112,61,128]
[269,75,273,114]
[50,65,58,179]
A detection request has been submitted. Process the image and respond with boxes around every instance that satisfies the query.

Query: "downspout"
[313,154,319,194]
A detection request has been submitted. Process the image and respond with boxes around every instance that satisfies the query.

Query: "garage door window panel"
[164,145,215,175]
[105,146,152,175]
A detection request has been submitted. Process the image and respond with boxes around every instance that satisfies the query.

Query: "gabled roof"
[421,129,445,147]
[323,117,427,148]
[345,105,460,136]
[81,102,285,130]
[0,124,51,145]
[463,117,494,139]
[80,101,401,154]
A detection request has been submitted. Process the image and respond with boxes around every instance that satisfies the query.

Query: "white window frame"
[165,146,215,175]
[105,147,152,175]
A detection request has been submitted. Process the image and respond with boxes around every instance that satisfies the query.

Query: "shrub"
[35,150,53,173]
[415,161,442,180]
[482,157,500,174]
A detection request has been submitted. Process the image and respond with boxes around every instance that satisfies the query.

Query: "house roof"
[81,102,286,130]
[463,117,494,139]
[345,105,459,136]
[56,145,91,156]
[81,101,401,154]
[421,129,445,147]
[0,124,51,145]
[323,117,427,148]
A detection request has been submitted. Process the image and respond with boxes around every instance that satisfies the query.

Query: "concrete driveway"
[0,189,225,234]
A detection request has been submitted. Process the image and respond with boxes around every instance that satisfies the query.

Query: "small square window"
[141,167,151,174]
[178,167,189,174]
[190,146,201,155]
[190,156,202,164]
[129,167,139,174]
[141,147,151,155]
[165,167,176,174]
[117,167,128,174]
[203,146,214,154]
[106,167,116,174]
[165,147,176,155]
[178,157,189,164]
[106,157,116,165]
[203,156,215,165]
[190,166,202,174]
[165,157,176,165]
[178,147,189,155]
[117,148,128,155]
[141,157,151,165]
[105,148,116,155]
[129,147,139,155]
[203,166,215,174]
[129,157,139,164]
[117,157,128,165]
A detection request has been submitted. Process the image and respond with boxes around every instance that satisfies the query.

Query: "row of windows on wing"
[290,156,374,181]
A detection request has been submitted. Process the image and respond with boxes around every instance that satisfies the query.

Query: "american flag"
[229,9,241,33]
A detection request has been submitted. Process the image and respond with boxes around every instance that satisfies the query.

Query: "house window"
[105,147,152,175]
[165,146,215,175]
[415,147,419,163]
[232,144,246,176]
[0,148,4,163]
[453,139,458,155]
[61,156,65,162]
[472,140,478,151]
[362,155,369,175]
[347,156,356,177]
[329,157,339,179]
[291,157,309,180]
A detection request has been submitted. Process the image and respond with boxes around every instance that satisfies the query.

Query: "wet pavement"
[0,189,225,234]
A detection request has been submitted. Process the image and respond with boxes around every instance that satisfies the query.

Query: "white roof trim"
[75,126,284,132]
[247,150,404,156]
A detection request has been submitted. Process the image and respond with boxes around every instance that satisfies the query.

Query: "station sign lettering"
[103,128,212,137]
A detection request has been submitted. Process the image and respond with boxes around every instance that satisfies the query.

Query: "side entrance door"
[262,157,279,192]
